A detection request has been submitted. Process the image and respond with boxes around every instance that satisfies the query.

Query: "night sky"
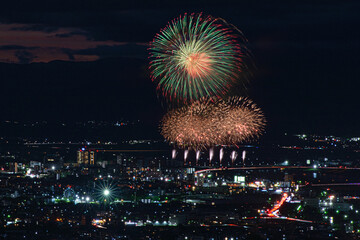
[0,0,359,136]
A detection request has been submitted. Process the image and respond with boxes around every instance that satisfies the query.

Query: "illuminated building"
[77,148,95,165]
[43,153,64,170]
[90,151,95,165]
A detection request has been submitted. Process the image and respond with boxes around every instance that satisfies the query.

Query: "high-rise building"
[77,149,95,165]
[90,151,95,165]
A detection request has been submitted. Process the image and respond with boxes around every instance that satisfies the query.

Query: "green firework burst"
[149,13,251,103]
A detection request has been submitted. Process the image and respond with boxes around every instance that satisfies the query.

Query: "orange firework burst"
[161,99,215,149]
[160,97,266,149]
[217,97,266,145]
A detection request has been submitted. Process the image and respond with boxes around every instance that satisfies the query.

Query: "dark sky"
[0,0,359,136]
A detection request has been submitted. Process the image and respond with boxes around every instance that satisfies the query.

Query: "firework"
[160,97,265,149]
[230,150,238,165]
[184,149,189,162]
[242,150,246,166]
[160,98,217,149]
[216,97,266,145]
[219,147,224,164]
[149,13,251,103]
[196,150,201,162]
[209,147,214,164]
[171,149,177,159]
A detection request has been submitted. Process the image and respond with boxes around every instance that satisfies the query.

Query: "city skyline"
[0,2,359,238]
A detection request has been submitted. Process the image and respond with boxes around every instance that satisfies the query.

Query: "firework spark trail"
[149,13,251,103]
[219,148,224,165]
[209,147,214,164]
[172,149,177,159]
[160,97,266,149]
[231,150,238,165]
[196,150,201,163]
[184,149,189,162]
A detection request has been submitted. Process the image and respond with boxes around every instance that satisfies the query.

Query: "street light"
[103,189,110,197]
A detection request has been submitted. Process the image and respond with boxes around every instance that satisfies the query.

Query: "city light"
[103,189,110,196]
[0,0,357,237]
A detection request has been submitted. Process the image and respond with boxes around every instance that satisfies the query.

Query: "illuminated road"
[194,165,360,175]
[261,216,313,223]
[264,192,313,223]
[303,182,360,187]
[267,192,289,217]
